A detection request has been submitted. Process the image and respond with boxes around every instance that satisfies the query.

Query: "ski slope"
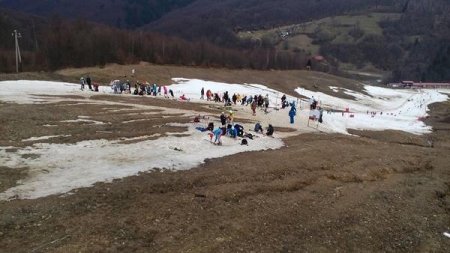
[0,79,447,200]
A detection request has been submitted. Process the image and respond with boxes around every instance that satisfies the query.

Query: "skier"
[201,87,205,100]
[169,89,174,98]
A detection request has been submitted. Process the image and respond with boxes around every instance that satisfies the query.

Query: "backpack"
[241,139,248,145]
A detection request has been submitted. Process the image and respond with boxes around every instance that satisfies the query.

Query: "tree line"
[0,16,309,73]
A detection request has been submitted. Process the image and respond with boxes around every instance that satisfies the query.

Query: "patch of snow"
[117,134,161,142]
[0,80,112,104]
[169,78,298,107]
[22,135,71,142]
[0,125,283,200]
[61,119,106,125]
[329,86,339,93]
[122,119,151,124]
[296,85,448,134]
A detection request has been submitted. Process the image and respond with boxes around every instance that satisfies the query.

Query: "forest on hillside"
[0,11,309,73]
[0,0,449,81]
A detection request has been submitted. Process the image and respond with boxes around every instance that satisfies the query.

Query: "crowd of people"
[195,111,275,146]
[80,75,99,92]
[200,88,272,115]
[109,80,177,99]
[80,75,323,130]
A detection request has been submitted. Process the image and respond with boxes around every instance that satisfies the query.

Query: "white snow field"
[295,85,448,134]
[0,79,447,200]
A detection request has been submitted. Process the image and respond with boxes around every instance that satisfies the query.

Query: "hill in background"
[0,0,449,82]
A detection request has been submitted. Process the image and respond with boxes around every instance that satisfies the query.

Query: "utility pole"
[12,30,22,73]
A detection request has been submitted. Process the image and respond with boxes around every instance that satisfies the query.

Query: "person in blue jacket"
[152,83,157,96]
[289,101,297,124]
[213,128,223,145]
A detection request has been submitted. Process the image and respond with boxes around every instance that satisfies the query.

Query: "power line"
[12,30,22,73]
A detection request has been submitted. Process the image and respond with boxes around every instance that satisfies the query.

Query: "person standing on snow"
[251,100,257,116]
[264,94,270,113]
[289,101,297,124]
[318,107,324,123]
[86,75,93,90]
[201,87,205,100]
[80,77,85,90]
[152,83,157,96]
[163,86,168,98]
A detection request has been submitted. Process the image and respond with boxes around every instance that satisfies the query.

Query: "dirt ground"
[0,91,449,252]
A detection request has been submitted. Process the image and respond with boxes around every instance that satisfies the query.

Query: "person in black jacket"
[266,124,274,136]
[220,112,227,126]
[86,75,93,90]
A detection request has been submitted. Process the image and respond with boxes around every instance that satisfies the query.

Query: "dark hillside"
[0,0,196,28]
[148,0,398,39]
[0,0,448,81]
[0,9,309,73]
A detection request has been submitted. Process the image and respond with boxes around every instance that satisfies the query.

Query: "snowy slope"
[0,79,447,200]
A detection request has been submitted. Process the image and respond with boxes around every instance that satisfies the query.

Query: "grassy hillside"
[238,13,401,77]
[237,3,450,82]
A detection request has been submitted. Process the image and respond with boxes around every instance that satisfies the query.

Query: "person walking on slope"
[201,87,205,100]
[289,101,297,124]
